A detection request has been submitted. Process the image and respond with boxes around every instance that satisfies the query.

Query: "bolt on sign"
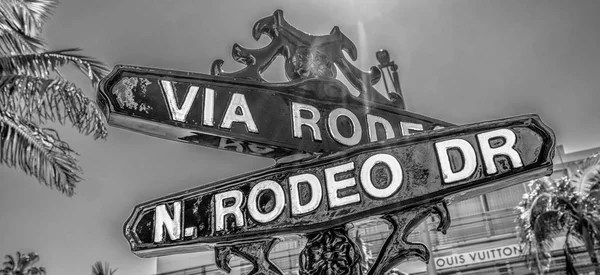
[103,9,557,275]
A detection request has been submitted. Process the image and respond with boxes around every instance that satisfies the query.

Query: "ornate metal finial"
[376,49,405,109]
[211,9,405,109]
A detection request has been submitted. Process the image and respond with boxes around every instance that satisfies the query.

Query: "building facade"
[155,145,599,275]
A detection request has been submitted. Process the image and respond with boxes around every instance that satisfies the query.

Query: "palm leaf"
[0,49,109,86]
[564,229,579,275]
[0,110,81,196]
[0,75,108,139]
[1,0,58,36]
[572,153,600,196]
[0,17,45,55]
[91,261,117,275]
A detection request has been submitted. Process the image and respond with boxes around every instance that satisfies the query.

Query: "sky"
[1,0,600,274]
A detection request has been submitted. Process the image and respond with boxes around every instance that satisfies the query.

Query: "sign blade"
[123,114,555,257]
[98,65,453,160]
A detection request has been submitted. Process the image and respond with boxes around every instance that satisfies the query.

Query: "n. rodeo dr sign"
[124,115,554,257]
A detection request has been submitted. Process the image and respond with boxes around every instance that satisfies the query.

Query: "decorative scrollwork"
[211,9,404,109]
[299,226,363,275]
[367,201,450,275]
[215,238,284,275]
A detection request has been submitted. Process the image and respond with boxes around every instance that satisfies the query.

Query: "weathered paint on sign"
[123,115,555,257]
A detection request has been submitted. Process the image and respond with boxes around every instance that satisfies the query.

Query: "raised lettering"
[289,173,322,216]
[247,180,285,223]
[154,202,181,243]
[435,139,477,183]
[477,129,523,174]
[328,108,362,146]
[366,114,395,142]
[400,122,423,136]
[291,102,322,141]
[203,88,215,126]
[160,80,198,122]
[221,93,258,133]
[360,154,403,198]
[324,162,360,208]
[214,190,244,231]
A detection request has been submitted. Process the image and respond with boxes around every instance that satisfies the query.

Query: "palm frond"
[573,153,600,196]
[0,0,58,36]
[0,18,45,55]
[0,110,81,196]
[564,229,579,275]
[91,261,117,275]
[2,252,46,275]
[0,75,108,139]
[0,49,109,87]
[516,182,573,274]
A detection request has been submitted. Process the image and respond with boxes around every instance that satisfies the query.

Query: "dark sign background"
[98,65,453,159]
[124,115,555,257]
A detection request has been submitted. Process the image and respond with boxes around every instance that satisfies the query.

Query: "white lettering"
[435,139,477,183]
[203,88,215,126]
[154,202,182,243]
[291,102,322,141]
[247,180,285,223]
[160,80,198,122]
[289,173,322,216]
[400,122,423,136]
[328,108,362,146]
[366,114,395,142]
[214,190,244,231]
[360,154,403,198]
[477,129,523,174]
[324,162,361,208]
[221,93,258,133]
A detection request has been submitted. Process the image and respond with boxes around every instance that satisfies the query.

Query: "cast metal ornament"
[211,10,403,109]
[300,226,362,275]
[215,238,283,275]
[110,9,558,275]
[97,10,453,162]
[124,115,555,274]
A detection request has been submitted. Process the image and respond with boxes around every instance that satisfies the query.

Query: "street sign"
[124,115,555,258]
[110,9,557,275]
[98,66,452,160]
[97,8,454,162]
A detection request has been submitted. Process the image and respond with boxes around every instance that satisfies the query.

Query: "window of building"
[448,197,483,217]
[485,184,526,211]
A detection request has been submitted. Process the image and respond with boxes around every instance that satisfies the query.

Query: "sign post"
[101,9,557,275]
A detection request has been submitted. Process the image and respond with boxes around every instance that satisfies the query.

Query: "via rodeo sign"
[100,10,556,275]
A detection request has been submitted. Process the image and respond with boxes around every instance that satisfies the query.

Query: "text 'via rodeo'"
[159,80,435,145]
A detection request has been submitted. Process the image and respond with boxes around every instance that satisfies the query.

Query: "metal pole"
[419,221,438,275]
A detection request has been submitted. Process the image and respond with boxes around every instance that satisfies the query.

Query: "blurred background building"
[152,144,599,275]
